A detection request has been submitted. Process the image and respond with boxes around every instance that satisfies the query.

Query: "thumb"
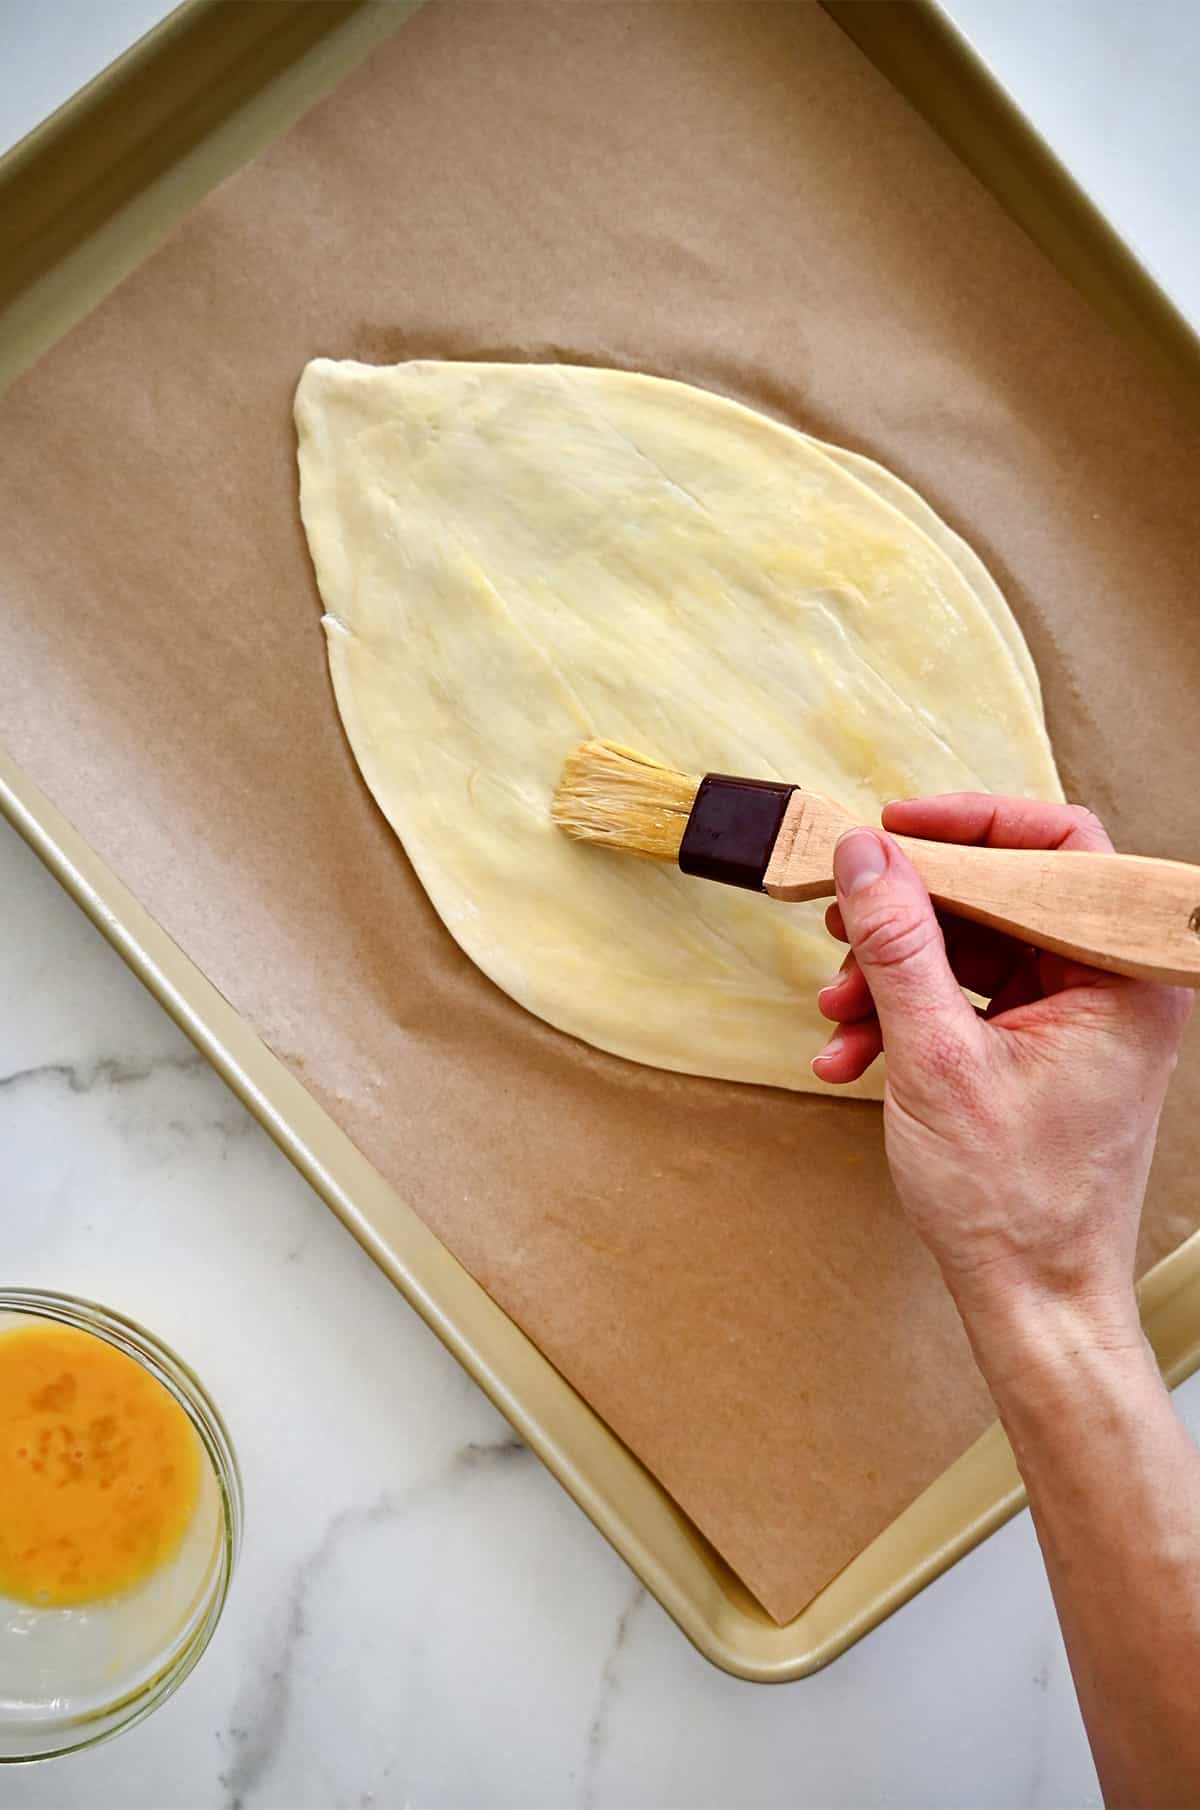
[833,829,977,1071]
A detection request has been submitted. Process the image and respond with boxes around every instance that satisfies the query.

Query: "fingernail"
[818,960,849,996]
[812,1032,844,1071]
[834,829,888,896]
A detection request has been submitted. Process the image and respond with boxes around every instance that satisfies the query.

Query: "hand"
[813,796,1191,1373]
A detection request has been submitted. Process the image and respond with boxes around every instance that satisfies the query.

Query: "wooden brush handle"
[763,793,1200,986]
[895,836,1200,985]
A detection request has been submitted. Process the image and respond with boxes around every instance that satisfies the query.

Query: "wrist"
[948,1268,1150,1401]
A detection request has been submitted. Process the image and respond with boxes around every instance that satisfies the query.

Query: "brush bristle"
[551,739,701,862]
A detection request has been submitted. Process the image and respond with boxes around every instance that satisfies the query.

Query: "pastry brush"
[551,739,1200,987]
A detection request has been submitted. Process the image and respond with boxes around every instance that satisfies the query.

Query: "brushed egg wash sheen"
[295,359,1062,1099]
[0,1322,201,1607]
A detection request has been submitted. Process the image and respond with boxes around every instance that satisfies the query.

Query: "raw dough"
[295,360,1061,1098]
[805,437,1044,710]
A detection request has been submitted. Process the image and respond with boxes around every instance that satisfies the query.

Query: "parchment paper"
[1,1,1198,1625]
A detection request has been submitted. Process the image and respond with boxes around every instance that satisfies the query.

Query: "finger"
[817,953,875,1023]
[827,918,1037,1016]
[834,861,1035,1000]
[984,956,1049,1018]
[940,913,1036,1002]
[811,1014,884,1085]
[992,972,1192,1059]
[882,793,1113,855]
[986,950,1136,1015]
[833,829,980,1072]
[1032,950,1130,997]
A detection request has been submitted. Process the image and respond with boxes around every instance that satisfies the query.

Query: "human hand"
[813,796,1191,1375]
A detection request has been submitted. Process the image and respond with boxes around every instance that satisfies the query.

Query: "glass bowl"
[0,1289,241,1762]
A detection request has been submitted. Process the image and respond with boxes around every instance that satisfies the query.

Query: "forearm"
[963,1291,1200,1810]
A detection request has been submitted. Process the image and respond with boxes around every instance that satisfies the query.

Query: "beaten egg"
[0,1321,202,1607]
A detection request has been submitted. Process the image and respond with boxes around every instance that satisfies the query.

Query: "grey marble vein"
[0,1050,205,1096]
[582,1580,645,1810]
[219,1433,528,1810]
[0,1049,259,1163]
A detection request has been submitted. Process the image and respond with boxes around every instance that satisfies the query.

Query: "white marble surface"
[949,0,1200,322]
[1,4,1199,1806]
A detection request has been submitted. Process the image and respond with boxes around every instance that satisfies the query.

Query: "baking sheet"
[1,0,1198,1626]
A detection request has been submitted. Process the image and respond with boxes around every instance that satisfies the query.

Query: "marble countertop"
[1,5,1198,1805]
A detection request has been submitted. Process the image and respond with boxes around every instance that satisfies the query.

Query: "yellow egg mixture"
[0,1322,201,1606]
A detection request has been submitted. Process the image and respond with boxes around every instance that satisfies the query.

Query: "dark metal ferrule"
[677,774,797,892]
